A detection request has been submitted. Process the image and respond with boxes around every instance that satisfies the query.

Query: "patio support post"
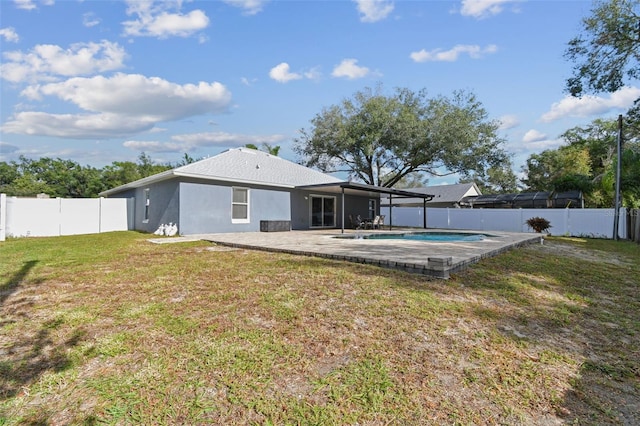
[341,187,345,234]
[423,199,427,229]
[389,194,393,230]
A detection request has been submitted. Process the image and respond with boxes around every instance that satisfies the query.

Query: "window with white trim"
[232,187,249,223]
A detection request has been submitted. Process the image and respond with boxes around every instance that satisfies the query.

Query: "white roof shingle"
[100,148,341,196]
[175,147,341,187]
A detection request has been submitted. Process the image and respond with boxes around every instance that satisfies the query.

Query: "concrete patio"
[180,229,543,279]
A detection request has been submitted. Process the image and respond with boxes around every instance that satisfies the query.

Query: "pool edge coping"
[193,230,543,279]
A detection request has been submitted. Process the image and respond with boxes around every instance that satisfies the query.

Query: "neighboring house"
[100,148,432,235]
[381,183,482,209]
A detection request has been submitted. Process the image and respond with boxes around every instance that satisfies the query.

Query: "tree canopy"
[565,0,640,97]
[0,153,176,198]
[245,143,281,156]
[521,118,640,207]
[294,86,510,188]
[561,0,640,207]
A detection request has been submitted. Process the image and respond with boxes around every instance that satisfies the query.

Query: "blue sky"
[1,0,638,185]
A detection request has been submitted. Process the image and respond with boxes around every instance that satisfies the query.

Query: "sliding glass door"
[310,195,335,228]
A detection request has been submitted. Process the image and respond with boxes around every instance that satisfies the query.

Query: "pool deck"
[181,229,543,279]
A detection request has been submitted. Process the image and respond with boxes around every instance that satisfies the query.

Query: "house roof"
[100,148,343,196]
[380,182,481,206]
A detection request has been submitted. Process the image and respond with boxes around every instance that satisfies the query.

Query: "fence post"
[0,193,6,242]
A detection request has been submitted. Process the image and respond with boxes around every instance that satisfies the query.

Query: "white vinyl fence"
[0,194,133,241]
[381,206,628,239]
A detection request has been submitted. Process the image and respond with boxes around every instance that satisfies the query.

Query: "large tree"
[521,146,592,192]
[294,86,509,187]
[521,118,640,207]
[565,0,640,98]
[245,143,281,156]
[459,161,520,194]
[0,152,178,198]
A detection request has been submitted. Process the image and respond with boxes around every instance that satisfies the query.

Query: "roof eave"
[99,169,304,197]
[99,170,176,196]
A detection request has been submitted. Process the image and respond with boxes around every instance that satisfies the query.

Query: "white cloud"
[0,142,20,155]
[122,0,209,39]
[124,131,287,153]
[506,130,562,154]
[0,27,19,43]
[460,0,518,19]
[173,131,286,146]
[83,12,101,28]
[522,129,547,143]
[12,0,54,10]
[303,67,322,81]
[522,138,564,152]
[29,73,231,119]
[2,73,232,139]
[123,140,186,153]
[332,58,371,79]
[223,0,268,15]
[0,41,127,83]
[269,63,302,83]
[14,0,36,10]
[540,86,640,122]
[354,0,394,23]
[410,44,498,62]
[498,114,519,130]
[2,112,156,139]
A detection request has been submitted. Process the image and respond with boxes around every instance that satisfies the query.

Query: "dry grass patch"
[1,232,638,425]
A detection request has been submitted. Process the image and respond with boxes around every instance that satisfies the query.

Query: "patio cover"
[296,181,435,233]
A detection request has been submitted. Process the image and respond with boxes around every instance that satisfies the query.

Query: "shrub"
[526,217,552,233]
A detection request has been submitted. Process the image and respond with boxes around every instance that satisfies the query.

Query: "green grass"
[1,232,638,425]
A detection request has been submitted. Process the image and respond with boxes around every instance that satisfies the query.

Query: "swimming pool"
[340,232,491,242]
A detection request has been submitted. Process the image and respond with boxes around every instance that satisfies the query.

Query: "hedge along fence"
[0,194,134,241]
[380,206,631,240]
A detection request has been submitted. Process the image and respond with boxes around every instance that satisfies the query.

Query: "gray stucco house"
[100,148,430,235]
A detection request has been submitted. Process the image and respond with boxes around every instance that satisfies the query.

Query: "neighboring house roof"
[380,183,482,206]
[100,148,343,196]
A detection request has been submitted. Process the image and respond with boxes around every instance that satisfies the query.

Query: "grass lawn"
[1,231,638,425]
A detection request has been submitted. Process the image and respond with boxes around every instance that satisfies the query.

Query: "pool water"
[352,232,490,242]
